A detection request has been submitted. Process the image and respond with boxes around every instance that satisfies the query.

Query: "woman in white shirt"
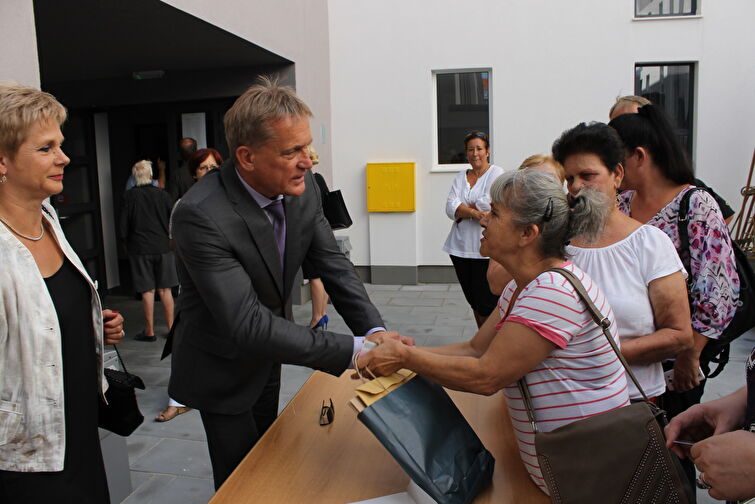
[552,121,693,401]
[443,131,506,327]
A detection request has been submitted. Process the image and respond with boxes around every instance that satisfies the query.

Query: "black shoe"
[134,330,156,342]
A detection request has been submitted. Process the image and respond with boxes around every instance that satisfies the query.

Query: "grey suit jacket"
[167,161,383,414]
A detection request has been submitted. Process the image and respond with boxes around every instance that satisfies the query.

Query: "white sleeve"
[475,165,505,211]
[445,172,465,220]
[639,225,686,284]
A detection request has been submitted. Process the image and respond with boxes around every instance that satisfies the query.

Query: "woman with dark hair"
[443,131,507,327]
[610,105,740,483]
[552,122,692,403]
[360,170,629,495]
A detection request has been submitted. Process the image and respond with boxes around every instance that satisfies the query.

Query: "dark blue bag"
[357,375,494,504]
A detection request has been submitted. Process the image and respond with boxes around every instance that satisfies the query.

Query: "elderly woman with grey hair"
[0,82,125,501]
[359,169,630,494]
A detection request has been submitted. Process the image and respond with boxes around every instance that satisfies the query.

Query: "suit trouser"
[200,364,281,490]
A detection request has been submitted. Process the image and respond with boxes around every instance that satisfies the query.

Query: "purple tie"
[266,199,286,270]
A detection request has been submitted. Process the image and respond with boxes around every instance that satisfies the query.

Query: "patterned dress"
[618,187,740,340]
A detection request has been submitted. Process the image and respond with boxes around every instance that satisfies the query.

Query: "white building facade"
[2,0,753,284]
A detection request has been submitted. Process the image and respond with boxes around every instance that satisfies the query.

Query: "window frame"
[634,0,699,18]
[431,68,493,173]
[634,61,697,157]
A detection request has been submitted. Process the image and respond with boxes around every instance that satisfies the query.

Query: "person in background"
[610,104,740,486]
[360,169,629,495]
[665,345,755,502]
[553,121,693,402]
[443,130,506,327]
[608,96,735,222]
[125,157,166,191]
[487,154,564,295]
[302,145,331,329]
[0,82,125,502]
[169,137,198,200]
[120,159,177,342]
[155,147,223,422]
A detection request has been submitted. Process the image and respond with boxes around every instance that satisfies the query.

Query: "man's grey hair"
[132,159,153,186]
[224,76,312,159]
[490,170,610,258]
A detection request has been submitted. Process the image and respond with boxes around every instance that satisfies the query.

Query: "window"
[635,63,695,155]
[635,0,697,17]
[435,70,490,166]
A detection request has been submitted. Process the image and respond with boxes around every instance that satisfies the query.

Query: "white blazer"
[0,200,106,472]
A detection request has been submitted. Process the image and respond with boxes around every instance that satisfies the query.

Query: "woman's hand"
[671,350,702,392]
[102,309,125,345]
[357,338,409,377]
[665,387,747,458]
[690,430,755,501]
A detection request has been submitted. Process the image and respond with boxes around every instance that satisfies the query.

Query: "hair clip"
[543,197,554,221]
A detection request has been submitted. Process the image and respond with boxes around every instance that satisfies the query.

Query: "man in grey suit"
[167,78,404,489]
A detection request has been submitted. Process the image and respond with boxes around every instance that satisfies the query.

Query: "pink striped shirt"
[499,262,630,493]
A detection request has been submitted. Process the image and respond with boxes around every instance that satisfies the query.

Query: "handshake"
[356,331,416,378]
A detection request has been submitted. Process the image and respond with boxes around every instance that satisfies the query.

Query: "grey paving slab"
[127,434,163,461]
[128,472,155,496]
[387,297,443,307]
[410,304,470,316]
[400,284,450,291]
[419,290,467,299]
[131,438,213,479]
[364,284,402,291]
[123,474,214,504]
[380,312,438,326]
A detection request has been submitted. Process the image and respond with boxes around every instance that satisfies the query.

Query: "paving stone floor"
[106,283,753,504]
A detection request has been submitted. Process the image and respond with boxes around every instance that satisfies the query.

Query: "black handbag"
[323,189,353,230]
[357,374,495,504]
[678,188,755,378]
[517,267,693,503]
[98,345,146,436]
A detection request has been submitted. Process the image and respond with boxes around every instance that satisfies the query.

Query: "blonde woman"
[0,83,125,501]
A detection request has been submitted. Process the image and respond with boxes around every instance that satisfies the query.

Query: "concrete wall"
[0,0,41,86]
[328,0,755,268]
[163,0,335,184]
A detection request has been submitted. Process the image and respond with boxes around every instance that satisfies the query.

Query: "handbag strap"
[517,267,651,434]
[111,344,133,376]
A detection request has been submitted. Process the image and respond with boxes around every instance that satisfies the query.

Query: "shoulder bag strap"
[677,187,702,282]
[517,267,651,433]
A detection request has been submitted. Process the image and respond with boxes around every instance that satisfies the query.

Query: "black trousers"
[657,360,710,501]
[200,364,281,490]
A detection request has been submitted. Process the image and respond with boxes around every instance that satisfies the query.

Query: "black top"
[169,160,195,200]
[120,184,174,254]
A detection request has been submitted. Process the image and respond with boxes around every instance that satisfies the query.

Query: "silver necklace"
[0,214,45,241]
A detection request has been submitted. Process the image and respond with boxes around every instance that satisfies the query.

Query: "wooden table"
[211,371,549,504]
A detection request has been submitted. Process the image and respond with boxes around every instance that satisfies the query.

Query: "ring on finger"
[696,472,712,490]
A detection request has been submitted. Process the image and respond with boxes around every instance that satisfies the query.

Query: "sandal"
[155,406,191,422]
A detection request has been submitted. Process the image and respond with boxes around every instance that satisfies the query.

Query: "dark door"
[51,110,107,293]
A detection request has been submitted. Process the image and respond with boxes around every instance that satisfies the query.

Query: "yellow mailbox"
[366,162,415,212]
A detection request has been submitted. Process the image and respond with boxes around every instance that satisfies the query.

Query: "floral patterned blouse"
[618,186,740,340]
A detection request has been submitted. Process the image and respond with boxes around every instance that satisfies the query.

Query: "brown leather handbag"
[517,267,694,504]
